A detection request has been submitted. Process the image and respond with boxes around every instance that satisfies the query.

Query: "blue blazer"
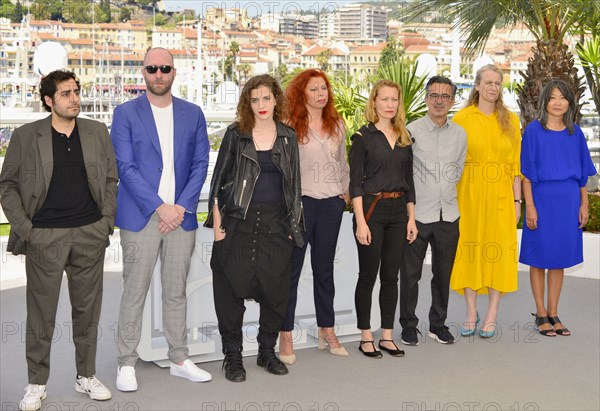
[110,94,209,232]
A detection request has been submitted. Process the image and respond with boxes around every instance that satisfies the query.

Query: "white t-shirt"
[151,103,175,205]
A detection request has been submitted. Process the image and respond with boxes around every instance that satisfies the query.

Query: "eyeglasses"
[144,65,173,74]
[427,93,453,102]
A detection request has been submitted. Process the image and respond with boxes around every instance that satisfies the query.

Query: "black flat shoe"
[358,340,382,358]
[257,348,289,375]
[532,313,556,337]
[548,316,571,336]
[378,339,405,357]
[222,351,246,382]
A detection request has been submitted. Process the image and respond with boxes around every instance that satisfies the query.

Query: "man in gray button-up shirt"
[399,76,467,346]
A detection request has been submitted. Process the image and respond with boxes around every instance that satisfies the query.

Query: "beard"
[53,105,80,121]
[146,79,173,97]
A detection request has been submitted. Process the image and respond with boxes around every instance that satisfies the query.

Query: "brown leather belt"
[364,191,405,223]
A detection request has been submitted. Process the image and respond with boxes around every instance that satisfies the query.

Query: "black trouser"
[282,196,345,331]
[354,196,407,330]
[211,204,295,353]
[400,219,459,330]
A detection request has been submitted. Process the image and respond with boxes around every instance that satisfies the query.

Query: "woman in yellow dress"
[450,64,522,338]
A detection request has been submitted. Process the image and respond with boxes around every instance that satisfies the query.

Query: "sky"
[162,0,362,17]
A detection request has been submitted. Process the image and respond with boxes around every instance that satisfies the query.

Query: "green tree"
[410,0,595,126]
[31,0,63,21]
[11,1,24,23]
[119,7,132,22]
[572,3,600,113]
[229,41,240,58]
[316,49,331,72]
[64,0,92,23]
[99,0,112,23]
[238,62,253,82]
[154,13,168,26]
[330,76,368,146]
[577,35,600,113]
[228,41,241,83]
[0,0,15,20]
[379,36,404,69]
[281,67,303,89]
[276,64,288,81]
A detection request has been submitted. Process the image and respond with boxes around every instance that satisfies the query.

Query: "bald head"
[143,47,174,66]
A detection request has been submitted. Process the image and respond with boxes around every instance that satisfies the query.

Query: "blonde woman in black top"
[349,79,417,358]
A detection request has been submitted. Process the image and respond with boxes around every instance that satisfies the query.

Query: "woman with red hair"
[278,69,350,364]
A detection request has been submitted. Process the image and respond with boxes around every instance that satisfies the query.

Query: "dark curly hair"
[39,70,80,112]
[236,74,286,135]
[285,69,342,144]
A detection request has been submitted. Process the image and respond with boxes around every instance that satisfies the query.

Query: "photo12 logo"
[202,402,339,411]
[2,401,140,411]
[201,2,340,20]
[402,402,540,411]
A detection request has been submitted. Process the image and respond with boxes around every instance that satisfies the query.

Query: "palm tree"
[330,76,368,148]
[316,49,332,72]
[410,0,595,125]
[573,3,600,113]
[238,62,252,83]
[576,35,600,113]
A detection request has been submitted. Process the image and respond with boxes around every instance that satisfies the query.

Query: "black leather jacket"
[204,121,304,247]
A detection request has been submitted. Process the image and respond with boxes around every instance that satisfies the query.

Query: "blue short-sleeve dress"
[519,120,597,269]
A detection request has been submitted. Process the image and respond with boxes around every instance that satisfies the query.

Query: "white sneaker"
[19,384,46,411]
[75,375,112,400]
[170,359,212,382]
[116,366,138,392]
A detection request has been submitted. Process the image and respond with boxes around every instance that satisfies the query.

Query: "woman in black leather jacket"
[204,74,303,382]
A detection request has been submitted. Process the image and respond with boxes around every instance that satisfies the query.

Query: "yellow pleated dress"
[450,105,521,294]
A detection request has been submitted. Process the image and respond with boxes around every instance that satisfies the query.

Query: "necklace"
[309,127,327,144]
[253,128,277,151]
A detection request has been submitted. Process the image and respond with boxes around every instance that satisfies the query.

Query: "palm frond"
[409,0,590,54]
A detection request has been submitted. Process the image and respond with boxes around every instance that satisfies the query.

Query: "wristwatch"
[514,199,523,204]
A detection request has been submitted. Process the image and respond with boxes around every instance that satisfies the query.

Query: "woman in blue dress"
[520,79,597,336]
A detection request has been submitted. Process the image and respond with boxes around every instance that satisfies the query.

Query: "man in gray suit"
[0,70,118,411]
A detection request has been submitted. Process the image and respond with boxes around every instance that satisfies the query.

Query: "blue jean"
[281,196,346,331]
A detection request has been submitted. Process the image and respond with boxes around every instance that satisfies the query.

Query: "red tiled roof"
[302,45,346,56]
[183,29,198,39]
[169,49,198,56]
[352,43,386,52]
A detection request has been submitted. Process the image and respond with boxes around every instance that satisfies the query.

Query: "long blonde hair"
[365,79,412,147]
[467,64,515,136]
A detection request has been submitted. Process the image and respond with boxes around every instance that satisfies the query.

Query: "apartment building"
[349,43,386,79]
[279,14,318,39]
[152,28,183,49]
[336,4,387,41]
[301,45,349,72]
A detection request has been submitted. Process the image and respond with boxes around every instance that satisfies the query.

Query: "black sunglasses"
[144,65,173,74]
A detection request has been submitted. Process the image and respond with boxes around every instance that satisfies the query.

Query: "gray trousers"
[117,214,195,366]
[25,218,109,384]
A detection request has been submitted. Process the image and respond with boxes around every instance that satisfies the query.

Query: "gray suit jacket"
[0,115,118,255]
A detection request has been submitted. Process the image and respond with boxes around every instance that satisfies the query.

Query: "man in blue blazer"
[111,48,211,391]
